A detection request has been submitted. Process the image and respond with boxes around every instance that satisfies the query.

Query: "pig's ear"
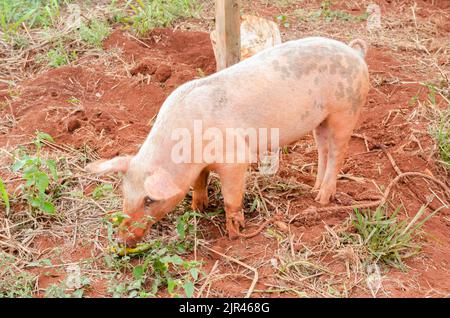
[85,156,131,174]
[144,168,182,201]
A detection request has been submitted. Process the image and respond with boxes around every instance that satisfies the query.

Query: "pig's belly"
[229,94,328,148]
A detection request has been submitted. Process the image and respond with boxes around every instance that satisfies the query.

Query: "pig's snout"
[117,216,148,248]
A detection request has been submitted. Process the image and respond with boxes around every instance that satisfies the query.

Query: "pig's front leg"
[216,164,248,239]
[191,169,210,212]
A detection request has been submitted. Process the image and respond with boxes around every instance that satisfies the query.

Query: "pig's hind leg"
[192,169,210,212]
[216,164,248,239]
[315,111,358,204]
[312,121,329,191]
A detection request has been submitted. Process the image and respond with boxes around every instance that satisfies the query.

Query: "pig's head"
[86,156,186,247]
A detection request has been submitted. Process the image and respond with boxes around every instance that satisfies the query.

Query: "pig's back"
[164,37,369,145]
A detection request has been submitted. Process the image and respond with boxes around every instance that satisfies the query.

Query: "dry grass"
[1,0,449,298]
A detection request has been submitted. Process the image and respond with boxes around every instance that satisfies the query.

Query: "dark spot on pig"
[335,82,345,100]
[301,110,310,120]
[212,87,228,109]
[280,65,291,77]
[314,77,320,85]
[308,89,312,95]
[272,60,281,71]
[318,65,328,73]
[349,80,363,114]
[346,86,354,101]
[314,100,324,110]
[329,64,337,75]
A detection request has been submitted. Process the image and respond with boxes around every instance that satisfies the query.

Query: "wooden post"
[214,0,241,71]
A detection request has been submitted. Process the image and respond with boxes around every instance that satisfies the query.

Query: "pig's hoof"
[226,212,245,239]
[227,230,239,240]
[192,192,208,212]
[314,191,330,205]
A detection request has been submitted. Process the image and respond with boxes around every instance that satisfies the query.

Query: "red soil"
[1,29,215,157]
[1,4,448,297]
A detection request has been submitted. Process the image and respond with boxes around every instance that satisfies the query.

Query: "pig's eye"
[144,196,155,207]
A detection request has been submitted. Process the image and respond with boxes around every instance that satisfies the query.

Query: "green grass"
[121,0,202,36]
[413,83,450,169]
[0,178,10,216]
[341,205,439,270]
[79,19,110,48]
[433,105,450,168]
[0,0,69,37]
[0,252,36,298]
[294,1,368,23]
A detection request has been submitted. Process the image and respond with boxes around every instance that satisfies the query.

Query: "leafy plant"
[44,276,91,298]
[105,209,202,297]
[176,210,200,241]
[92,183,114,200]
[0,251,36,298]
[275,15,290,28]
[79,19,110,48]
[13,132,59,215]
[122,0,202,36]
[341,205,439,269]
[0,0,69,39]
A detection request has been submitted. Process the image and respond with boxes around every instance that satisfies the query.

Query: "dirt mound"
[1,28,215,157]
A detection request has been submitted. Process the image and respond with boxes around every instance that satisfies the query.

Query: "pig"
[86,37,369,247]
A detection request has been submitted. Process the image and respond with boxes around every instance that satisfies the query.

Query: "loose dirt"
[0,0,448,298]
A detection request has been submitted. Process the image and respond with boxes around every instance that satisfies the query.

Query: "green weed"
[79,19,110,48]
[12,132,59,215]
[0,251,36,298]
[341,205,439,269]
[0,0,69,38]
[122,0,202,36]
[103,209,202,297]
[295,1,368,23]
[0,178,10,216]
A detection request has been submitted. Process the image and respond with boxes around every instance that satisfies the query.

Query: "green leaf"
[45,159,58,180]
[71,289,84,298]
[40,201,55,214]
[133,265,144,280]
[12,159,27,172]
[92,183,114,199]
[161,255,183,265]
[0,178,10,216]
[35,171,50,193]
[189,268,199,281]
[176,220,185,240]
[167,278,176,294]
[183,281,194,298]
[29,197,42,208]
[36,132,54,142]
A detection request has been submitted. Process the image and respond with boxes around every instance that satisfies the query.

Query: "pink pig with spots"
[86,37,369,246]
